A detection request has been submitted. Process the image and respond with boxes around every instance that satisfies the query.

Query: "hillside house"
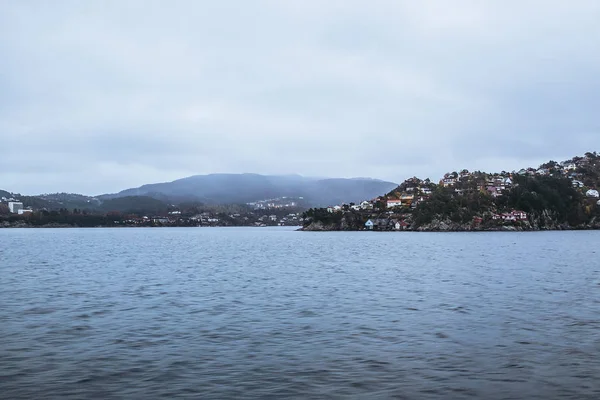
[360,201,374,210]
[586,189,600,198]
[8,201,23,214]
[487,187,502,198]
[442,178,457,187]
[394,220,409,230]
[386,199,403,209]
[572,180,584,188]
[375,218,393,230]
[501,213,516,222]
[400,194,415,204]
[493,210,527,222]
[411,196,427,208]
[487,177,507,189]
[365,218,393,230]
[512,210,528,220]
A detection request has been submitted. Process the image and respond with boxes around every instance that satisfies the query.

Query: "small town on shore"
[303,152,600,231]
[0,194,306,228]
[2,152,600,230]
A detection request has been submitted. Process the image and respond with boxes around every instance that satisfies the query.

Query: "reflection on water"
[1,228,599,399]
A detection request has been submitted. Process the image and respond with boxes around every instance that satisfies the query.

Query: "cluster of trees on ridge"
[411,174,597,227]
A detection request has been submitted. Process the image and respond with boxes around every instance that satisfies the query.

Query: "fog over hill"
[100,174,398,207]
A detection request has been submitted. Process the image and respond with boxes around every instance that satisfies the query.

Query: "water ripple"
[1,228,600,399]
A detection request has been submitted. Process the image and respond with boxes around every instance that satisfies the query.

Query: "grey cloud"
[1,1,599,194]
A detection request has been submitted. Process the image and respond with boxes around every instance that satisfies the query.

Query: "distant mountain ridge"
[100,173,398,207]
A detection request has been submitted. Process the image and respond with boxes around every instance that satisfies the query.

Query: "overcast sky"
[1,1,599,195]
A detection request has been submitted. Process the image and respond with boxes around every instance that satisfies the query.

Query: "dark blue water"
[1,228,599,399]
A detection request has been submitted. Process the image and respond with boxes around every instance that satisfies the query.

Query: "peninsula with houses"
[301,152,600,232]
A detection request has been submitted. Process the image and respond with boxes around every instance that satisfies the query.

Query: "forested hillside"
[303,152,600,231]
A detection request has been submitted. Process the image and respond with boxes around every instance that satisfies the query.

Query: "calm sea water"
[1,227,599,399]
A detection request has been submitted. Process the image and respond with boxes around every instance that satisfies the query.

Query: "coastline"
[0,223,301,229]
[298,227,600,232]
[299,219,600,232]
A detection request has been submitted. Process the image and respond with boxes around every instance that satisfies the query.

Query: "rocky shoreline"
[301,215,600,232]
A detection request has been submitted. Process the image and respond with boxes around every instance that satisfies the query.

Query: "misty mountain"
[99,196,169,214]
[100,174,398,206]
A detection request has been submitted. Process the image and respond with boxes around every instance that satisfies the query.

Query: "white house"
[498,210,527,221]
[386,199,403,208]
[351,205,361,211]
[586,189,600,198]
[17,209,32,215]
[365,219,374,230]
[501,213,516,222]
[360,201,374,210]
[572,180,585,188]
[8,201,23,214]
[394,220,408,230]
[512,210,528,220]
[442,178,457,187]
